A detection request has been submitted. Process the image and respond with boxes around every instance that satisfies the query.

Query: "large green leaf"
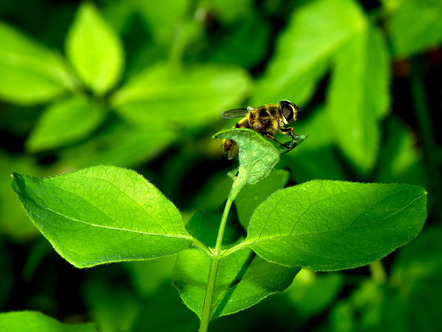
[26,95,104,152]
[172,248,299,319]
[0,22,75,104]
[111,64,251,127]
[252,0,366,105]
[245,180,427,271]
[0,311,96,332]
[326,24,389,174]
[389,0,442,57]
[66,2,124,95]
[11,166,192,268]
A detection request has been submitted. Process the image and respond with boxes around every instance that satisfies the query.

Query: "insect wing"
[221,108,249,119]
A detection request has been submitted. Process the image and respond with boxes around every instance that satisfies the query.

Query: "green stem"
[199,175,246,332]
[199,197,234,332]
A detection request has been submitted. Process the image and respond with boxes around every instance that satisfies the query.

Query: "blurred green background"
[0,0,441,331]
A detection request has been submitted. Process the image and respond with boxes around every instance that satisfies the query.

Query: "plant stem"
[199,196,234,332]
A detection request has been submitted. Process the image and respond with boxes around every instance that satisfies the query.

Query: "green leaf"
[11,166,192,268]
[0,22,75,104]
[172,248,299,319]
[234,169,289,229]
[245,180,427,271]
[26,95,104,152]
[0,311,96,332]
[111,64,251,127]
[66,2,124,95]
[252,0,366,105]
[326,23,389,174]
[389,0,442,57]
[213,128,280,187]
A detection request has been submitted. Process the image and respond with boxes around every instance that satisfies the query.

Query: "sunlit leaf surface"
[66,2,124,95]
[11,166,192,268]
[246,180,427,271]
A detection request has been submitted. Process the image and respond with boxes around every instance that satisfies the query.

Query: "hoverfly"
[221,100,300,159]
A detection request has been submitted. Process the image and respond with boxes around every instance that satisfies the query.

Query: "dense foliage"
[0,0,441,331]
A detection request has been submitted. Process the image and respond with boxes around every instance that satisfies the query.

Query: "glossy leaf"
[0,22,74,104]
[11,166,192,268]
[213,128,280,186]
[245,180,427,271]
[26,95,104,152]
[389,0,442,57]
[111,64,251,127]
[327,24,389,174]
[0,311,96,332]
[66,2,124,95]
[252,0,366,105]
[172,248,299,319]
[235,169,289,229]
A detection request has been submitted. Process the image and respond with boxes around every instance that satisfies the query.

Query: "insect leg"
[263,133,290,149]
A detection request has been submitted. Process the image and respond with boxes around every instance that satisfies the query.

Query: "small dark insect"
[221,100,300,159]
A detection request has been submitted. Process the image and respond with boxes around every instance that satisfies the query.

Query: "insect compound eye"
[280,100,298,122]
[283,106,294,121]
